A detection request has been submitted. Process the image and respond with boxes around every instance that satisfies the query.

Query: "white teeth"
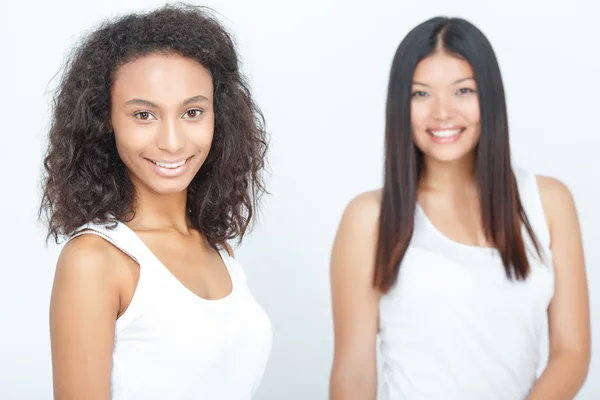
[153,159,186,169]
[429,129,462,138]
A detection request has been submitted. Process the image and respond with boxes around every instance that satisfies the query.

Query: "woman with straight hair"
[41,5,271,399]
[329,17,590,400]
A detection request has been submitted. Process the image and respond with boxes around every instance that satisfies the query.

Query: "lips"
[427,128,465,138]
[424,126,467,144]
[150,159,187,169]
[143,155,194,178]
[146,156,192,169]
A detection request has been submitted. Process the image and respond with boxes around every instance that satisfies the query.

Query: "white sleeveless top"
[378,168,554,400]
[69,221,272,400]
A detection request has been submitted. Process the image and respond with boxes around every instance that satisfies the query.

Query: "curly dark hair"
[39,3,268,249]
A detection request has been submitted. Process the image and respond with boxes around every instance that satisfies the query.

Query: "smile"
[145,156,193,178]
[427,128,465,138]
[150,159,189,169]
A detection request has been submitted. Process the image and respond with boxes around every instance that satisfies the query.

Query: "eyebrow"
[182,94,210,106]
[124,98,159,108]
[124,94,210,108]
[413,77,475,87]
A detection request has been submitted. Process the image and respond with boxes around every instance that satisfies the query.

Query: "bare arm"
[527,176,591,400]
[50,235,122,400]
[329,191,382,400]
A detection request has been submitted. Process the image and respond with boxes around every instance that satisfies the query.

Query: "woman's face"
[110,53,214,196]
[410,51,481,164]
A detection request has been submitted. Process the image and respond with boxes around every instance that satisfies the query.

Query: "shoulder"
[54,234,123,289]
[340,189,382,227]
[333,189,382,255]
[535,175,572,198]
[513,167,577,224]
[535,175,575,211]
[535,175,578,233]
[59,232,121,265]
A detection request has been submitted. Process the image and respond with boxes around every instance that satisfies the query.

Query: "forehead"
[413,52,474,85]
[112,53,213,103]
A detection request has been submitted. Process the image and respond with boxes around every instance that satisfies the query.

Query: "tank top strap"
[69,219,149,265]
[513,168,551,250]
[217,249,247,284]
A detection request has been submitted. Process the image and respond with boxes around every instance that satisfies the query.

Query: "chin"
[422,147,475,163]
[416,136,479,164]
[145,179,193,196]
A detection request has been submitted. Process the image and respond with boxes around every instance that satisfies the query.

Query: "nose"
[431,94,455,121]
[156,118,186,153]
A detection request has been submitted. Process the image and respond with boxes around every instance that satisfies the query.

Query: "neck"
[419,152,477,193]
[128,181,191,234]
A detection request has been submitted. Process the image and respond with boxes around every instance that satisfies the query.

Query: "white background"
[0,0,597,398]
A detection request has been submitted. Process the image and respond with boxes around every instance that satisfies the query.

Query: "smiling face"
[410,51,481,163]
[110,53,215,196]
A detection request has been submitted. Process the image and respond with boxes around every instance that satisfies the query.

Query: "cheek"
[188,116,215,149]
[410,102,430,130]
[191,132,214,152]
[113,119,155,159]
[461,99,481,125]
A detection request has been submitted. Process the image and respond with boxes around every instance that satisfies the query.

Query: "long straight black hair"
[374,17,543,293]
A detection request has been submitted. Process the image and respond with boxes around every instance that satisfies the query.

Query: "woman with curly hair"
[40,5,271,399]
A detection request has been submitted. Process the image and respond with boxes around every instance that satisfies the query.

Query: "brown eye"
[185,109,203,119]
[412,91,428,98]
[135,111,152,120]
[457,88,476,95]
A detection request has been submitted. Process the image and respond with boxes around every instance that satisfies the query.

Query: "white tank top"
[68,221,272,400]
[378,168,554,400]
